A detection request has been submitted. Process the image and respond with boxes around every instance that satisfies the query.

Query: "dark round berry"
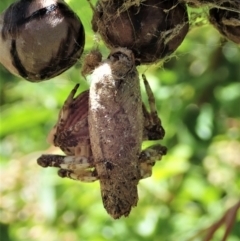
[0,0,85,81]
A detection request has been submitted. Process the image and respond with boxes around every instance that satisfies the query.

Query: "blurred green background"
[0,1,239,241]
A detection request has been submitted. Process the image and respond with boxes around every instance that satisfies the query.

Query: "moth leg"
[58,169,98,182]
[37,154,66,168]
[142,74,165,141]
[139,144,167,179]
[37,154,98,182]
[59,84,80,126]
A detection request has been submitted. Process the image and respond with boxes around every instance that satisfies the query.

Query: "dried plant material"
[91,0,189,64]
[0,0,85,81]
[209,1,240,44]
[187,201,240,241]
[181,0,239,10]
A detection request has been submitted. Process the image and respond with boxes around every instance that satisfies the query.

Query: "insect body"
[89,48,143,218]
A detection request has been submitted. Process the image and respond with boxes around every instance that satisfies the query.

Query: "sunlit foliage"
[0,1,239,241]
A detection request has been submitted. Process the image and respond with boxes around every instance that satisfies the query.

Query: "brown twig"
[203,200,240,241]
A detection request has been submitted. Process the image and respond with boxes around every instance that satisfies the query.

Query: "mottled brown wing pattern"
[88,48,143,218]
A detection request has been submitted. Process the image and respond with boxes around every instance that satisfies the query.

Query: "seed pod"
[209,1,240,44]
[0,0,85,81]
[92,0,189,64]
[89,48,143,218]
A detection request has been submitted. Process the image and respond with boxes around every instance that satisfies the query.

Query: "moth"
[37,48,167,219]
